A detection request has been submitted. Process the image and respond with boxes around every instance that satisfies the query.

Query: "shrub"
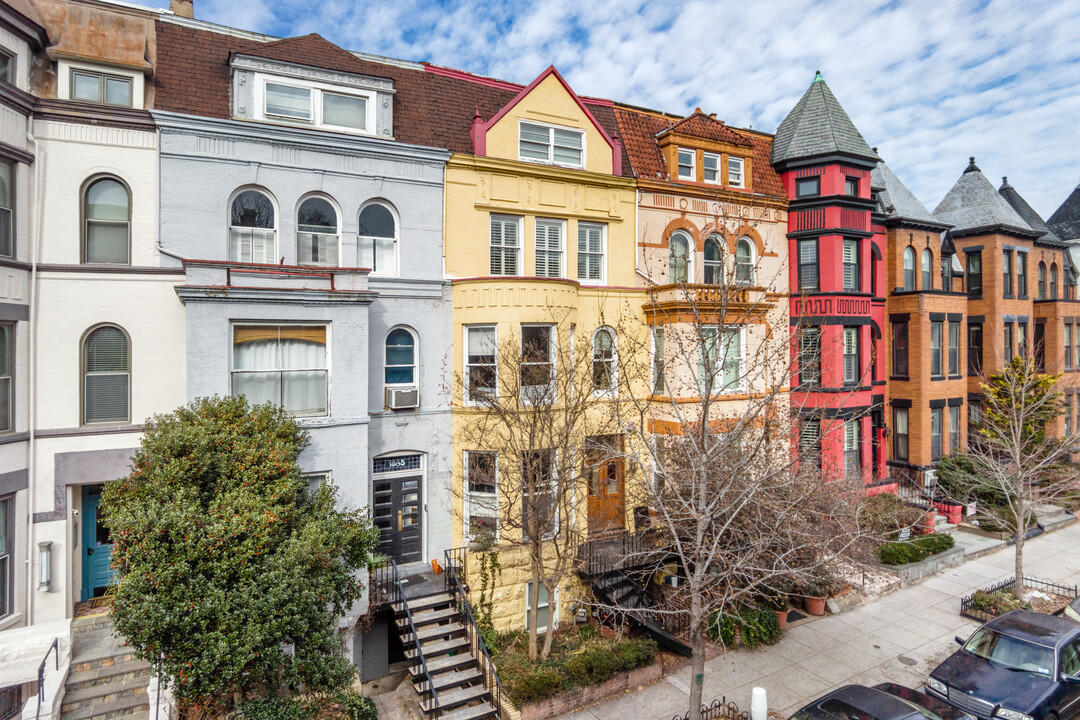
[332,692,378,720]
[240,698,308,720]
[969,589,1032,616]
[707,604,781,648]
[859,492,926,536]
[915,533,955,555]
[506,667,564,706]
[877,533,955,565]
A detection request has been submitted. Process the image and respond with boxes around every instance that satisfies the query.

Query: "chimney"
[170,0,194,19]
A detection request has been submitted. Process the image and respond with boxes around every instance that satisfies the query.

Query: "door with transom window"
[586,435,625,536]
[371,454,423,564]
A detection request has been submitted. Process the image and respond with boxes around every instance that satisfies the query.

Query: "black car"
[927,609,1080,720]
[789,683,973,720]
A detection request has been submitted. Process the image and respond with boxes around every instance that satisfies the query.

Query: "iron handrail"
[35,638,59,720]
[390,559,442,718]
[444,549,505,720]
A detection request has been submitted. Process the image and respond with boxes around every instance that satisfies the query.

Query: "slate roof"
[870,161,947,228]
[153,22,631,175]
[1048,181,1080,241]
[998,177,1063,245]
[770,72,879,166]
[932,158,1037,238]
[612,105,785,198]
[661,109,753,147]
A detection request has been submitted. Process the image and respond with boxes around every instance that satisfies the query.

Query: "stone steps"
[61,677,150,715]
[1034,504,1078,533]
[62,613,151,720]
[66,660,152,692]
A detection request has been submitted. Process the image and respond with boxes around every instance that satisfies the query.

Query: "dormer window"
[677,149,695,180]
[728,157,745,188]
[256,76,374,134]
[265,83,311,121]
[518,121,583,167]
[72,69,133,107]
[703,153,720,183]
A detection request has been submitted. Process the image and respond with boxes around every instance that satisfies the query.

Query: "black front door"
[373,474,422,563]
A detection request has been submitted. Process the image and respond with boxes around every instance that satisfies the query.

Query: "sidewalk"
[560,522,1080,720]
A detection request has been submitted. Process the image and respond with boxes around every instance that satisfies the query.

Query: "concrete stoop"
[1034,504,1078,533]
[61,613,150,720]
[933,514,958,535]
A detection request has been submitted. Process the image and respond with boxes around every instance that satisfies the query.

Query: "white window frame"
[296,194,341,267]
[728,156,745,188]
[464,450,499,542]
[0,494,11,620]
[0,159,12,259]
[230,323,331,418]
[517,119,585,169]
[669,232,692,285]
[591,326,617,395]
[520,323,556,404]
[465,324,497,405]
[676,148,695,180]
[843,327,859,385]
[651,326,665,394]
[59,60,143,109]
[254,74,376,135]
[82,324,131,426]
[490,214,523,277]
[0,324,11,433]
[844,419,860,479]
[228,187,278,264]
[358,200,400,277]
[576,222,606,285]
[525,579,558,633]
[305,471,330,496]
[703,152,720,184]
[700,326,745,394]
[384,325,418,390]
[0,49,14,86]
[736,236,755,285]
[534,218,565,278]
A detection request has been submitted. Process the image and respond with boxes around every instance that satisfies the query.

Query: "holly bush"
[102,395,381,712]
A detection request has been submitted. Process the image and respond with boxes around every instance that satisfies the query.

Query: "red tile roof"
[613,105,785,198]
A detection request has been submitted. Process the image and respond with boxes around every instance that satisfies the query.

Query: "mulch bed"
[1021,586,1073,615]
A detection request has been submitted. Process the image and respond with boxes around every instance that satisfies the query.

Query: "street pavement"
[558,522,1080,720]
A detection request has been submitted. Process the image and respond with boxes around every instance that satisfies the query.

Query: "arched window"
[592,327,616,391]
[903,247,915,291]
[83,325,129,424]
[1038,262,1047,300]
[669,233,690,284]
[229,189,276,263]
[83,177,130,264]
[736,237,754,285]
[385,327,417,386]
[297,196,339,266]
[703,236,722,284]
[921,248,932,291]
[1051,263,1059,299]
[359,201,397,275]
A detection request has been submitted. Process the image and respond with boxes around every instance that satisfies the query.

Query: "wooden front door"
[81,484,115,601]
[587,437,625,535]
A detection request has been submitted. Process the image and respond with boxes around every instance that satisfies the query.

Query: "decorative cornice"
[636,179,788,210]
[449,152,635,188]
[37,264,184,275]
[230,54,395,94]
[33,99,156,131]
[175,285,378,306]
[0,3,47,50]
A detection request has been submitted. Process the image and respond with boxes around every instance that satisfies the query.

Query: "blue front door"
[81,485,114,601]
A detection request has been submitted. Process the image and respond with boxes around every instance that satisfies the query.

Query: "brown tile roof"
[613,105,785,198]
[154,21,632,175]
[663,109,753,147]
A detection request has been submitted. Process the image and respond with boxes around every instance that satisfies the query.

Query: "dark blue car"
[927,610,1080,720]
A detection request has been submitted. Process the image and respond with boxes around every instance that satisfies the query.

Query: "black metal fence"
[667,697,751,720]
[368,559,397,608]
[960,576,1079,622]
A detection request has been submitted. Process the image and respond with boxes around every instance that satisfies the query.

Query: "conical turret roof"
[1049,179,1080,241]
[933,158,1037,238]
[870,160,948,228]
[998,177,1062,245]
[770,72,879,166]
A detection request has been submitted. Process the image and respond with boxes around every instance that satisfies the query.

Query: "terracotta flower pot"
[804,595,827,616]
[774,609,788,630]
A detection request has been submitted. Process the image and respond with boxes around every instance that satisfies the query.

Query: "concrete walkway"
[560,523,1080,720]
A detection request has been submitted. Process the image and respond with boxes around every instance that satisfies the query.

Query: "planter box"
[935,501,963,526]
[957,522,1010,540]
[518,662,663,720]
[885,546,965,586]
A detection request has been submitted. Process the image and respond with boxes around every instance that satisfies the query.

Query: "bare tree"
[937,354,1080,598]
[453,308,625,661]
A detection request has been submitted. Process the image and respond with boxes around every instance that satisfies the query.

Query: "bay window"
[521,325,554,401]
[949,322,960,376]
[0,161,11,258]
[893,407,909,461]
[0,324,9,432]
[931,407,943,461]
[577,222,605,283]
[892,321,909,378]
[843,238,859,292]
[949,405,961,452]
[465,451,498,539]
[799,239,818,291]
[592,327,616,392]
[931,322,942,377]
[535,219,564,278]
[844,420,861,479]
[232,325,328,416]
[843,327,859,384]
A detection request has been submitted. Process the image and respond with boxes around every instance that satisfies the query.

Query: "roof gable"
[770,72,878,166]
[933,158,1037,238]
[660,109,753,148]
[231,33,395,82]
[1048,181,1080,241]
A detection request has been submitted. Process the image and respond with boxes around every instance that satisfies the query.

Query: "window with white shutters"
[843,238,859,291]
[843,327,859,384]
[577,222,605,283]
[844,420,860,479]
[800,419,821,471]
[799,239,818,291]
[83,326,129,424]
[296,197,339,266]
[519,121,583,167]
[490,215,521,276]
[230,189,276,263]
[534,220,563,278]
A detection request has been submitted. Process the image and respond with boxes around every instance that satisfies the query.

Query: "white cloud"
[139,0,1080,216]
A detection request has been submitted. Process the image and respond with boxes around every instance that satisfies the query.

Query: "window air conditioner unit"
[386,386,419,410]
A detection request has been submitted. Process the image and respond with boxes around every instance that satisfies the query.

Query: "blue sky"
[137,0,1080,219]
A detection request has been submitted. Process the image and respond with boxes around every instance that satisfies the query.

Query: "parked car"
[788,683,973,720]
[1065,597,1080,624]
[927,609,1080,720]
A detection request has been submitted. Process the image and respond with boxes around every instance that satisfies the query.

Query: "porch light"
[38,540,52,591]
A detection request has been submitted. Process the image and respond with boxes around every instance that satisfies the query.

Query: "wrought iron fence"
[960,576,1079,622]
[368,559,397,608]
[577,531,657,577]
[667,697,751,720]
[444,549,506,720]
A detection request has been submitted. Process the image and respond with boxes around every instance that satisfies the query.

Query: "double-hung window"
[592,328,616,392]
[922,249,933,291]
[892,321,909,377]
[931,407,943,461]
[0,495,10,619]
[525,580,555,632]
[490,215,521,276]
[728,157,745,187]
[1017,252,1028,297]
[521,325,554,402]
[941,253,954,291]
[232,325,328,416]
[967,251,982,297]
[676,149,694,180]
[83,177,130,265]
[969,323,983,374]
[949,322,960,376]
[1067,324,1074,370]
[799,239,819,291]
[931,322,943,377]
[949,405,961,452]
[800,419,821,472]
[577,222,605,283]
[843,238,859,292]
[519,122,583,167]
[903,248,916,291]
[83,326,129,425]
[699,327,742,393]
[521,449,556,540]
[845,176,859,196]
[652,327,665,393]
[1004,324,1014,361]
[844,420,861,479]
[534,219,563,278]
[1003,250,1013,296]
[800,327,821,387]
[466,326,496,402]
[72,68,133,107]
[465,451,498,539]
[1039,262,1047,300]
[703,153,720,183]
[1074,323,1080,370]
[0,161,11,258]
[893,408,909,461]
[0,325,10,432]
[1019,322,1028,358]
[843,327,859,385]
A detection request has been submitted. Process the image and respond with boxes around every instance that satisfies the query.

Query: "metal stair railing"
[390,559,442,719]
[444,548,505,720]
[35,638,59,720]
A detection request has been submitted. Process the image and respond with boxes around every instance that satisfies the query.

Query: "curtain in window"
[669,234,689,284]
[230,190,276,263]
[84,326,129,423]
[233,326,327,414]
[385,328,415,384]
[85,179,129,264]
[358,204,397,274]
[903,247,915,290]
[297,198,338,266]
